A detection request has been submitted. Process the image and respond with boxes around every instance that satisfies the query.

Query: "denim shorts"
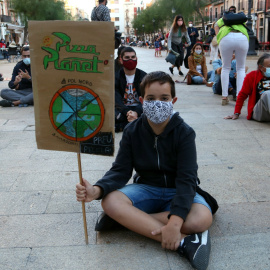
[118,183,212,214]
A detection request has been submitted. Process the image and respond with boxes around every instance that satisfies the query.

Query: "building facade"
[90,0,145,42]
[194,0,270,43]
[63,0,90,20]
[0,0,24,45]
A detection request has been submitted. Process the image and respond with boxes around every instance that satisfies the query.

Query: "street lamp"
[152,18,155,38]
[247,0,257,55]
[172,7,176,20]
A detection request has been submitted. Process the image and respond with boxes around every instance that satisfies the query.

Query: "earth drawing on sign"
[49,85,105,141]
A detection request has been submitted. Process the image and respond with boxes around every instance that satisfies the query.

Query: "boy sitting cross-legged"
[76,71,218,270]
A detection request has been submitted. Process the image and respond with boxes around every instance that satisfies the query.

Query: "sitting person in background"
[187,43,213,87]
[0,46,32,107]
[209,51,236,100]
[210,52,248,102]
[115,47,147,132]
[0,39,9,60]
[115,46,125,74]
[225,53,270,122]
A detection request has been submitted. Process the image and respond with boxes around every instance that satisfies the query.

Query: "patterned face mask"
[143,100,173,124]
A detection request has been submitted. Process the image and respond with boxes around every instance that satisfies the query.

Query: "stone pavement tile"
[0,119,29,131]
[211,202,270,237]
[197,152,223,165]
[238,177,270,202]
[30,148,72,160]
[209,233,270,270]
[9,170,107,192]
[0,248,32,270]
[0,172,19,191]
[4,156,68,174]
[46,190,103,214]
[25,244,170,270]
[0,146,35,161]
[0,118,8,126]
[0,213,96,248]
[0,191,52,215]
[195,128,255,142]
[63,155,115,172]
[9,171,80,191]
[197,164,257,204]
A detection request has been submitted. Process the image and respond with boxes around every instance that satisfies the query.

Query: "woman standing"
[215,5,249,105]
[167,15,191,76]
[187,43,213,86]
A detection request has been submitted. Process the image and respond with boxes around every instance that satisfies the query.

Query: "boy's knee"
[101,191,131,214]
[0,89,9,98]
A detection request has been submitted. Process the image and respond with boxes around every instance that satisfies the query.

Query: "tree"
[11,0,68,43]
[133,0,210,37]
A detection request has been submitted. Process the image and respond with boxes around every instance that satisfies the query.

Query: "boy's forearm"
[168,215,184,230]
[93,185,103,200]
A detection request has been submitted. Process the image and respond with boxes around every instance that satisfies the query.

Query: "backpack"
[222,11,247,26]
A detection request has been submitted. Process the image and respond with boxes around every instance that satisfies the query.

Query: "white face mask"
[23,58,31,65]
[143,100,173,124]
[189,24,193,27]
[195,50,202,54]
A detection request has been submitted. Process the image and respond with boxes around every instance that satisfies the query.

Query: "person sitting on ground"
[208,51,236,100]
[187,43,213,87]
[76,71,218,270]
[114,46,147,132]
[114,46,125,74]
[0,39,9,60]
[0,46,32,107]
[225,53,270,122]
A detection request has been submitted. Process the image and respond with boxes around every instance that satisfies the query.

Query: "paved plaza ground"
[0,47,269,270]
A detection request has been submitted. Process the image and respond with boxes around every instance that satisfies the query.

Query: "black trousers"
[171,42,184,69]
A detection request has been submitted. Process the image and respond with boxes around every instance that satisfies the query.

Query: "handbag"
[222,11,247,26]
[165,52,176,65]
[186,73,192,85]
[211,36,218,46]
[196,185,219,215]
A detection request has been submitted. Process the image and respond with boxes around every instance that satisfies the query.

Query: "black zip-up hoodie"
[95,112,198,220]
[115,68,147,117]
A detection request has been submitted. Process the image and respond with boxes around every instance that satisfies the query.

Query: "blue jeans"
[192,75,204,84]
[118,183,212,214]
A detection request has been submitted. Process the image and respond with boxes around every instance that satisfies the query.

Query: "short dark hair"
[117,46,126,58]
[120,46,136,59]
[140,71,175,98]
[229,6,236,12]
[257,53,270,67]
[21,46,30,54]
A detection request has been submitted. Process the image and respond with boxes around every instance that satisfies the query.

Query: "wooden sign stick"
[77,153,89,245]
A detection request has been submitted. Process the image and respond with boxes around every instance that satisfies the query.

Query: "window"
[260,18,263,26]
[215,8,217,19]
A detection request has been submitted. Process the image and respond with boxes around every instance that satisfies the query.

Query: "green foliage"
[133,0,209,34]
[11,0,68,26]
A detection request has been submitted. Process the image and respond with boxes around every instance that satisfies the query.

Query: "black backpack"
[222,11,247,26]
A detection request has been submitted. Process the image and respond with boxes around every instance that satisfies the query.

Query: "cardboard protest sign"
[29,21,115,156]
